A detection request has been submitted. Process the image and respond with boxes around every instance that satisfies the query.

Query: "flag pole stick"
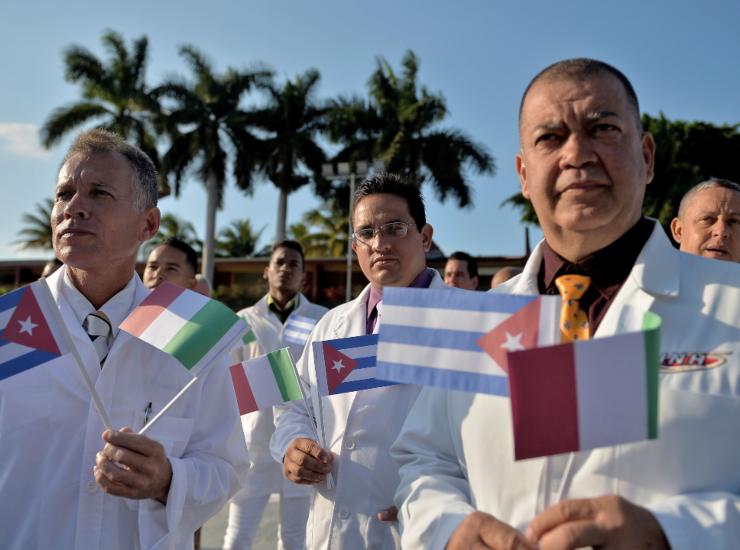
[294,347,335,489]
[138,376,198,436]
[38,280,113,431]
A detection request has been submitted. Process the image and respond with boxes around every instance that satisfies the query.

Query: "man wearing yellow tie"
[392,58,740,550]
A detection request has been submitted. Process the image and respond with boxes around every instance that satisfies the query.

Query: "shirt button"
[86,481,98,494]
[339,509,350,520]
[344,438,356,450]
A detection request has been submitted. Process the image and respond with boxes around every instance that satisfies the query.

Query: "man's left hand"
[94,428,173,504]
[376,505,398,522]
[526,495,670,549]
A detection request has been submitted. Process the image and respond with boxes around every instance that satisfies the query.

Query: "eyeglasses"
[351,221,416,246]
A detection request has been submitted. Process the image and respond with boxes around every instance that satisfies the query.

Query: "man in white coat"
[271,173,445,549]
[0,129,249,550]
[392,59,740,550]
[223,240,328,549]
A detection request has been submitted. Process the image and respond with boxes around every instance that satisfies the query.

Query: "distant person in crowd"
[143,237,198,290]
[271,173,445,548]
[194,273,212,296]
[0,129,249,548]
[443,251,479,290]
[393,59,739,549]
[490,265,523,288]
[223,240,328,550]
[41,257,63,278]
[670,178,740,262]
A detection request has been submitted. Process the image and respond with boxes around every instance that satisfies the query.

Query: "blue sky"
[1,0,738,260]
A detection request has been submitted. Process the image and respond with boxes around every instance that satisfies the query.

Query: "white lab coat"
[0,267,249,550]
[392,223,740,550]
[271,271,447,549]
[237,293,328,498]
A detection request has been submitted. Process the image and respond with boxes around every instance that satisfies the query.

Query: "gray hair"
[677,178,740,217]
[62,129,158,210]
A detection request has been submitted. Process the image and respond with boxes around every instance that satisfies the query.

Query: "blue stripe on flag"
[0,286,24,313]
[376,361,510,397]
[287,315,317,328]
[335,377,398,393]
[380,324,485,352]
[0,341,59,381]
[353,356,376,370]
[383,287,537,313]
[330,333,378,350]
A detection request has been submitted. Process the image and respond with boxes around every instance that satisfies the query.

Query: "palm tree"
[327,50,494,207]
[300,198,349,257]
[252,69,328,242]
[154,45,271,281]
[216,219,265,257]
[142,213,202,258]
[40,30,167,195]
[14,198,54,251]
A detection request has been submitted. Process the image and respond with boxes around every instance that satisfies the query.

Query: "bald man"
[670,178,740,262]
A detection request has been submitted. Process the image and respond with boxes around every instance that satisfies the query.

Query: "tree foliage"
[289,197,349,257]
[326,50,494,207]
[15,198,54,251]
[216,219,265,257]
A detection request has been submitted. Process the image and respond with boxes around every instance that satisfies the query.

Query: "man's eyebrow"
[585,110,619,121]
[533,122,563,132]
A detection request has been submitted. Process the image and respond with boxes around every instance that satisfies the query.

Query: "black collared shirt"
[538,218,655,333]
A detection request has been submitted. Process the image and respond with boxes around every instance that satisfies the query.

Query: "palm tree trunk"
[275,188,288,243]
[202,175,218,283]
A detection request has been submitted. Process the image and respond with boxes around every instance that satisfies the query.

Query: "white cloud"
[0,123,51,160]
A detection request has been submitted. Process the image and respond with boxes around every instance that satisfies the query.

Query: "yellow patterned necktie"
[555,274,591,343]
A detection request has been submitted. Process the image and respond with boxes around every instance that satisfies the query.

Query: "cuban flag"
[376,288,560,397]
[283,314,318,347]
[314,334,397,396]
[0,280,69,380]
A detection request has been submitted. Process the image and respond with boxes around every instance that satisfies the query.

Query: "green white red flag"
[229,348,304,414]
[507,312,661,460]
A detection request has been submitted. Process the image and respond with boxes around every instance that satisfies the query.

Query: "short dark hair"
[157,237,198,275]
[519,58,642,130]
[272,239,305,268]
[447,251,478,278]
[353,172,427,228]
[63,129,158,210]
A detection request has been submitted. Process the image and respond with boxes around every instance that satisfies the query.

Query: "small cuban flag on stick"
[376,288,560,396]
[283,314,318,347]
[508,312,661,460]
[119,282,248,435]
[1,279,114,430]
[313,334,393,396]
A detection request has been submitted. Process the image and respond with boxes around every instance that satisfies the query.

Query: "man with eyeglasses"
[270,172,445,549]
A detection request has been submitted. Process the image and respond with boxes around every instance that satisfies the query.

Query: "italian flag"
[120,282,247,374]
[507,312,660,460]
[229,348,304,415]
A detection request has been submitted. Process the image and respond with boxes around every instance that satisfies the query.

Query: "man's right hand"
[447,511,535,550]
[283,438,333,484]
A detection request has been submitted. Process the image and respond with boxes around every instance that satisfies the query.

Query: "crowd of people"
[1,57,738,550]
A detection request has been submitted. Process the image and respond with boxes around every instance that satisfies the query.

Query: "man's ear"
[420,224,433,252]
[263,266,269,280]
[516,152,530,199]
[141,208,161,241]
[670,217,683,244]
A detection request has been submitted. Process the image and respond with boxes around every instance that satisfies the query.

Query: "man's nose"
[712,218,731,238]
[560,133,597,169]
[63,192,90,219]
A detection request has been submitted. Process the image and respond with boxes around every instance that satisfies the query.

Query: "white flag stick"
[138,376,199,435]
[38,280,113,431]
[293,349,335,489]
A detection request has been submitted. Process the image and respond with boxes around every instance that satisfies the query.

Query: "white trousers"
[222,490,311,550]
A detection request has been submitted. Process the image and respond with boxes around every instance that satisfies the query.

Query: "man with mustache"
[392,59,740,549]
[270,173,446,549]
[670,178,740,262]
[0,129,249,549]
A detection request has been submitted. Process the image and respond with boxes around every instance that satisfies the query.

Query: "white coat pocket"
[143,415,194,457]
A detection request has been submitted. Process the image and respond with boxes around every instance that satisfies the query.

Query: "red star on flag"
[322,342,357,394]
